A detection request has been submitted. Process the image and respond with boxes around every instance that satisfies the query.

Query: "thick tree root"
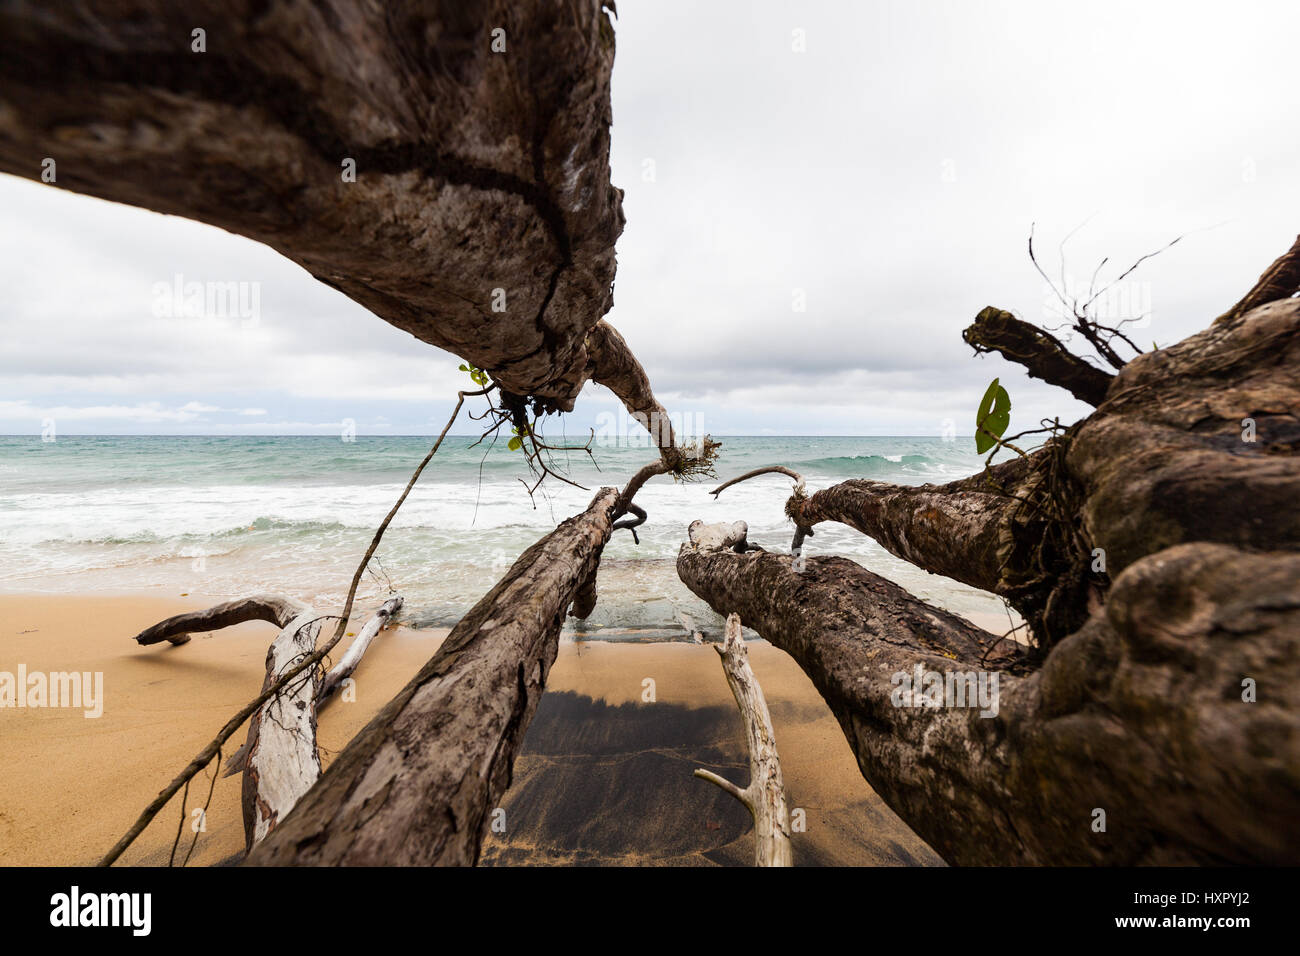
[678,537,1300,864]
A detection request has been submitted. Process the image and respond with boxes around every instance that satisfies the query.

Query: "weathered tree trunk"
[0,1,680,452]
[693,613,793,867]
[134,595,323,851]
[784,449,1096,645]
[245,487,619,866]
[242,606,324,850]
[681,295,1300,865]
[680,529,1300,864]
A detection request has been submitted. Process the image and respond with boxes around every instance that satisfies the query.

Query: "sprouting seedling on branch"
[458,363,489,388]
[973,376,1046,467]
[507,421,531,452]
[974,377,1011,454]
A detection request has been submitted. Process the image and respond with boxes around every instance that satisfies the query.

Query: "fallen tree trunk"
[679,533,1300,864]
[693,613,793,867]
[0,1,682,454]
[781,449,1095,646]
[223,596,405,777]
[134,595,323,851]
[245,487,619,866]
[242,606,325,850]
[681,292,1300,865]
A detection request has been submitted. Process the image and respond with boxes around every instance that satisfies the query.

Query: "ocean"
[0,435,1014,640]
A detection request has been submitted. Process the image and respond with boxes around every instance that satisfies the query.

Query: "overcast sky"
[3,0,1298,436]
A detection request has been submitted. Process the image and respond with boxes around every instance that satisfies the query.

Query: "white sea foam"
[0,436,1010,637]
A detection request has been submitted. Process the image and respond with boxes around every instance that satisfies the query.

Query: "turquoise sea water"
[0,435,1015,639]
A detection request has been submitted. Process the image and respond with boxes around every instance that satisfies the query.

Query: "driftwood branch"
[318,596,403,705]
[693,613,792,867]
[1216,233,1300,325]
[0,1,681,453]
[130,594,408,850]
[132,593,323,850]
[246,487,620,866]
[100,386,486,866]
[963,306,1113,406]
[132,595,305,645]
[710,465,805,498]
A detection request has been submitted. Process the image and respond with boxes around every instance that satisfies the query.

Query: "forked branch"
[693,613,792,867]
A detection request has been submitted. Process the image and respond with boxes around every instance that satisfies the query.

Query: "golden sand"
[0,593,941,867]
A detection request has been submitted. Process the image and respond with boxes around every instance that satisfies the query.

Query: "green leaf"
[507,436,522,451]
[974,378,1011,454]
[458,364,469,372]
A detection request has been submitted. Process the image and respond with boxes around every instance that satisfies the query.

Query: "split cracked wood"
[693,613,792,867]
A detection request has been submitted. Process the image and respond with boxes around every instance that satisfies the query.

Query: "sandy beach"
[0,592,942,867]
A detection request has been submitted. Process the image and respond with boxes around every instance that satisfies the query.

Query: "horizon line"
[0,432,975,439]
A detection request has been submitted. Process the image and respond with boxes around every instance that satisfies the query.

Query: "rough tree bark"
[0,0,680,452]
[781,449,1096,645]
[680,293,1300,865]
[693,613,793,867]
[963,306,1114,406]
[245,487,618,866]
